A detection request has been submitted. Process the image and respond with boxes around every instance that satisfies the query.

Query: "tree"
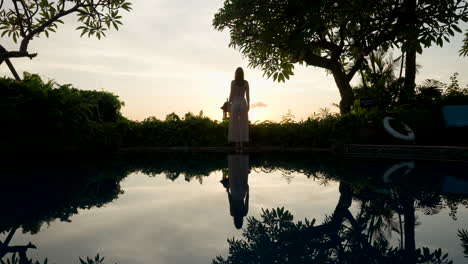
[214,0,398,114]
[0,0,132,80]
[397,0,468,101]
[356,49,401,104]
[213,0,468,114]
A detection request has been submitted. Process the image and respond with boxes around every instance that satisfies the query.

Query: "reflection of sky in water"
[4,169,340,264]
[4,168,468,264]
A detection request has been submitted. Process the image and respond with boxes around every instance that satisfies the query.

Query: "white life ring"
[382,161,415,183]
[382,116,415,141]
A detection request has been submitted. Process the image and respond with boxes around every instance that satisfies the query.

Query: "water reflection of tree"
[0,167,127,234]
[0,228,37,264]
[213,181,459,264]
[459,229,468,259]
[357,193,402,245]
[0,163,128,264]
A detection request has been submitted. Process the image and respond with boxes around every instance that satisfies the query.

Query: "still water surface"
[2,153,468,263]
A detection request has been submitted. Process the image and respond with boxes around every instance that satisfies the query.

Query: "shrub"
[0,73,125,151]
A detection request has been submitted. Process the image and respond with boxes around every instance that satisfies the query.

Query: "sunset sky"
[1,0,467,122]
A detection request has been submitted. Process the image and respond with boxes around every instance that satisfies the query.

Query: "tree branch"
[0,44,37,61]
[3,228,16,248]
[12,0,26,37]
[346,55,365,82]
[5,58,21,80]
[19,0,34,28]
[301,52,337,71]
[317,39,342,59]
[19,4,81,53]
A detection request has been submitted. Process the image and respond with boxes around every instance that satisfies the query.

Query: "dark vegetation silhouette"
[0,73,127,152]
[0,159,128,264]
[213,0,468,114]
[0,0,132,80]
[1,73,468,152]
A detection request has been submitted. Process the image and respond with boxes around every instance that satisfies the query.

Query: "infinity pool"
[2,153,468,263]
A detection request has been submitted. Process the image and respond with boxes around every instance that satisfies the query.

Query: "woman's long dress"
[228,81,249,142]
[227,154,249,229]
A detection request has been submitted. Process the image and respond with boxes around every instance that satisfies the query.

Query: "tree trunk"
[332,69,354,114]
[403,197,416,263]
[0,48,22,81]
[402,0,417,103]
[403,49,416,101]
[5,58,21,80]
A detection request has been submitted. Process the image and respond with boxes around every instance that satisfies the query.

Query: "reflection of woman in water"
[228,67,250,149]
[223,155,249,229]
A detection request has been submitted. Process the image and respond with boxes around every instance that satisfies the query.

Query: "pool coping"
[341,144,468,162]
[118,146,332,152]
[117,144,468,162]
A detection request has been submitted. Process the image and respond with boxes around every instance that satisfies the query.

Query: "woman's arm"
[245,81,250,111]
[229,81,234,104]
[244,187,249,215]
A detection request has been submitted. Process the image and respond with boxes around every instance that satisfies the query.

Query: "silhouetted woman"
[229,67,250,149]
[226,154,249,229]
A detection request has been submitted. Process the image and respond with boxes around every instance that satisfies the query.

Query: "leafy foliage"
[460,31,468,57]
[0,0,132,62]
[213,0,468,113]
[0,73,127,151]
[213,0,394,82]
[348,71,468,146]
[2,72,468,151]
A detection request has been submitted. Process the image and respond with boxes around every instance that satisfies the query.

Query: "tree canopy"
[0,0,132,79]
[213,0,468,114]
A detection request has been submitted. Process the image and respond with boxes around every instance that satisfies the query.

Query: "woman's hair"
[234,67,244,86]
[233,216,244,229]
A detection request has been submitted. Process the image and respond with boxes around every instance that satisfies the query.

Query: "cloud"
[251,102,268,109]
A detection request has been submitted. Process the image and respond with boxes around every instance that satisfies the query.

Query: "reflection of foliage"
[213,208,319,264]
[213,207,453,264]
[416,192,444,216]
[359,198,401,244]
[0,253,110,264]
[0,253,42,264]
[458,229,468,259]
[0,161,128,234]
[416,248,452,264]
[280,170,294,184]
[438,195,468,221]
[79,254,106,264]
